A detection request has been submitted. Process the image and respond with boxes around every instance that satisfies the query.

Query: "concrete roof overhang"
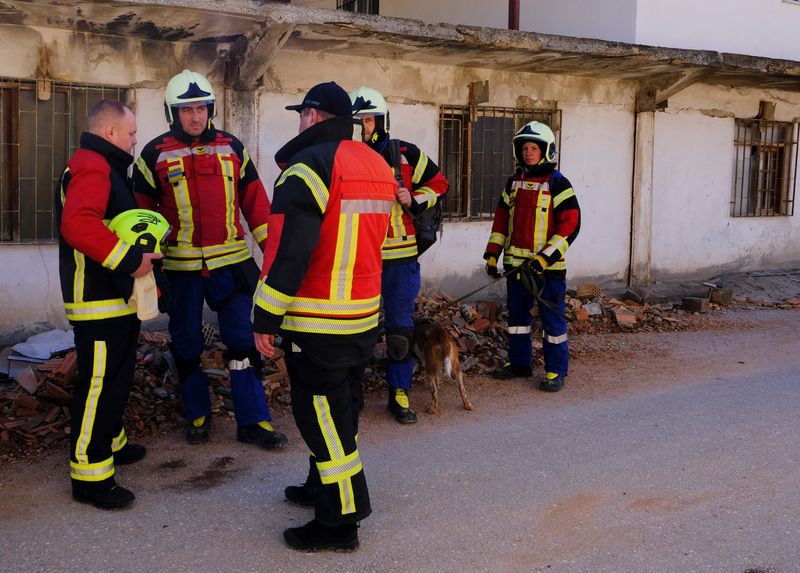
[3,0,800,103]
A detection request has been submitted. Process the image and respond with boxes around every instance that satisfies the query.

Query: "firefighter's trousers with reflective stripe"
[166,267,271,426]
[284,348,372,526]
[70,316,140,484]
[381,261,420,392]
[507,271,569,376]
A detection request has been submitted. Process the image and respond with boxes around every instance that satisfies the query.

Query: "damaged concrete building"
[1,0,800,343]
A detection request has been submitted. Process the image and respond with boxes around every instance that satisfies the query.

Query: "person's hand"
[530,254,548,275]
[396,186,412,207]
[132,252,163,278]
[254,332,276,357]
[485,256,501,278]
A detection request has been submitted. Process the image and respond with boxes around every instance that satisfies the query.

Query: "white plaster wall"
[521,0,637,42]
[635,0,800,60]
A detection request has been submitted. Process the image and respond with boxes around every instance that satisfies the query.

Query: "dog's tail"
[443,356,452,378]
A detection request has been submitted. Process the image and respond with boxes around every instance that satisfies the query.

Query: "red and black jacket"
[56,132,143,323]
[253,116,396,368]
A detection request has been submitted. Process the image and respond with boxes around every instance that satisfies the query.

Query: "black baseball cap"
[285,81,353,116]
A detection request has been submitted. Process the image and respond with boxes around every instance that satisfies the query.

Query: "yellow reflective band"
[287,295,380,315]
[552,186,575,208]
[388,202,405,239]
[276,164,329,213]
[163,258,203,271]
[488,232,505,247]
[65,299,136,321]
[313,395,360,515]
[411,187,437,209]
[102,238,131,270]
[75,340,106,465]
[72,250,85,303]
[382,242,418,261]
[218,156,238,241]
[135,156,156,189]
[412,152,429,185]
[282,313,379,335]
[254,282,292,316]
[111,428,127,452]
[314,395,344,460]
[318,450,363,483]
[332,213,359,301]
[240,147,251,178]
[60,167,70,205]
[340,198,394,215]
[543,235,569,258]
[533,192,550,252]
[168,157,194,245]
[251,222,268,244]
[70,456,115,482]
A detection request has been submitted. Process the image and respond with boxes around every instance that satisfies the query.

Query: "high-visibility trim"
[218,156,237,242]
[168,157,194,245]
[388,202,406,239]
[552,186,575,208]
[340,198,395,215]
[488,232,505,248]
[508,325,532,334]
[75,340,106,465]
[72,251,86,303]
[543,234,569,258]
[102,239,131,270]
[533,189,551,253]
[286,295,381,315]
[332,213,359,301]
[411,152,429,185]
[163,245,250,271]
[313,395,360,515]
[156,144,236,164]
[282,313,379,335]
[240,147,251,179]
[65,299,136,321]
[382,241,418,260]
[254,282,293,317]
[162,259,203,272]
[276,164,329,213]
[59,167,70,205]
[135,156,156,189]
[228,358,251,371]
[111,428,127,452]
[412,187,438,209]
[250,222,268,244]
[70,456,115,482]
[545,332,568,344]
[205,249,250,269]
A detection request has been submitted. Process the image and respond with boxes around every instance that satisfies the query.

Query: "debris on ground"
[2,272,799,463]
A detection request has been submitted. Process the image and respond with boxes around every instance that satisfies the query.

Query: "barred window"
[337,0,379,14]
[731,119,797,217]
[438,105,560,220]
[0,79,129,244]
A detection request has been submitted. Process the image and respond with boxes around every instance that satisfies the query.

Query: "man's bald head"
[87,100,137,154]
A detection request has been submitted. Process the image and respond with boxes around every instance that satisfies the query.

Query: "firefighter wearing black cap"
[484,121,581,392]
[253,81,396,552]
[133,69,287,449]
[56,100,161,509]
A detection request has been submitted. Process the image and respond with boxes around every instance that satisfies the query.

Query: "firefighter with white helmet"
[484,120,581,392]
[349,85,449,425]
[134,69,287,449]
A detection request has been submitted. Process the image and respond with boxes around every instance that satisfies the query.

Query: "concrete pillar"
[223,88,259,154]
[630,110,655,289]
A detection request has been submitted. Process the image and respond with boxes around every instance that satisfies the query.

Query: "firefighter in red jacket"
[133,70,287,449]
[57,100,160,509]
[349,86,449,424]
[253,82,395,551]
[484,121,581,392]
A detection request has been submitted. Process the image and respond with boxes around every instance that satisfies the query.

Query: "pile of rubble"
[3,281,799,462]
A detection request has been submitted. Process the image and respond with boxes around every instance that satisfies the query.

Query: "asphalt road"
[2,311,800,573]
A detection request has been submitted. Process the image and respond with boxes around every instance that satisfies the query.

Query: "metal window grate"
[731,119,797,217]
[439,105,560,220]
[337,0,379,14]
[0,79,129,244]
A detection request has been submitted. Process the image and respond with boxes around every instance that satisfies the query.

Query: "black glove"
[485,256,501,278]
[530,255,547,275]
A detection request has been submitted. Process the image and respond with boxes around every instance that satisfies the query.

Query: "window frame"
[336,0,379,15]
[438,104,561,221]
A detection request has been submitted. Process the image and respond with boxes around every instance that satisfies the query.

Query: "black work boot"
[491,362,533,380]
[113,443,147,466]
[237,422,288,450]
[72,479,135,510]
[185,415,211,444]
[387,387,417,424]
[284,482,320,507]
[539,373,566,392]
[283,519,359,552]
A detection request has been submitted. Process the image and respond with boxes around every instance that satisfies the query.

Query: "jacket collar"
[79,132,133,174]
[275,116,357,168]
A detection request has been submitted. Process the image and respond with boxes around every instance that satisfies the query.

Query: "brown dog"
[413,320,474,414]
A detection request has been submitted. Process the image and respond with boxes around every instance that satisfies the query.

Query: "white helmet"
[513,121,557,165]
[349,86,390,131]
[164,69,216,125]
